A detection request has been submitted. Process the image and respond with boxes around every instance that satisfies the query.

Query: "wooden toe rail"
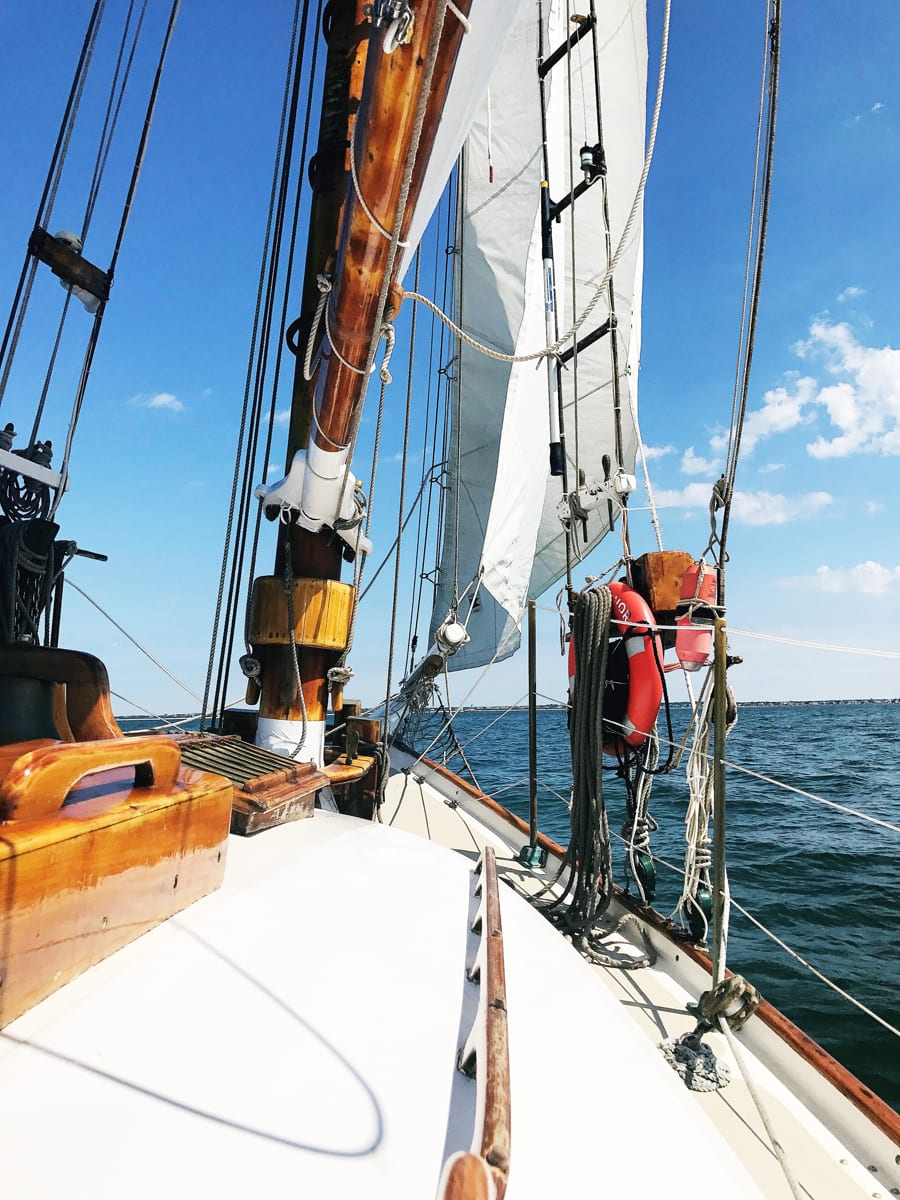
[451,845,511,1199]
[0,736,181,821]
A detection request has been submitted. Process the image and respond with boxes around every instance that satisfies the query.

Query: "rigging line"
[406,646,506,769]
[109,692,208,732]
[406,194,447,662]
[613,835,900,1044]
[715,1016,805,1200]
[31,1,145,448]
[104,0,181,284]
[335,0,455,521]
[724,0,771,475]
[360,467,440,602]
[82,0,147,241]
[0,0,106,408]
[379,251,420,740]
[201,0,308,724]
[723,759,900,836]
[729,627,900,659]
[728,897,900,1042]
[451,155,464,608]
[49,0,182,521]
[439,693,530,759]
[67,579,202,703]
[401,0,671,366]
[28,291,73,449]
[228,0,321,714]
[718,1,781,593]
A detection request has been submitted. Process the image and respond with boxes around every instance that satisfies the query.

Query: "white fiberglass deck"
[0,809,771,1198]
[383,755,900,1200]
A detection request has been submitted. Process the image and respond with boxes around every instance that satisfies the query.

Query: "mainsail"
[428,0,648,671]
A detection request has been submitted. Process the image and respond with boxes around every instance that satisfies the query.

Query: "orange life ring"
[567,581,663,755]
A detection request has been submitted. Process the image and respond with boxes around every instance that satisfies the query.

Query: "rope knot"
[698,974,760,1031]
[327,665,354,686]
[316,272,332,294]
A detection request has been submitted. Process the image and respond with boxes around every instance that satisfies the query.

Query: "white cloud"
[733,489,832,526]
[642,443,675,461]
[780,561,900,594]
[275,407,291,425]
[871,102,884,113]
[732,322,900,460]
[758,462,785,474]
[865,501,884,515]
[129,391,184,412]
[681,446,719,475]
[654,483,716,509]
[800,321,900,458]
[654,484,832,526]
[837,286,865,303]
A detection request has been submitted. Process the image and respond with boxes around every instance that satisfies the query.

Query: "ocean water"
[123,702,899,1112]
[411,702,900,1113]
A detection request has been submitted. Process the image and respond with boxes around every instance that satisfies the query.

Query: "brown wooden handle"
[436,1153,493,1200]
[0,736,182,822]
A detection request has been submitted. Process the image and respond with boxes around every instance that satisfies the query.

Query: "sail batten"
[428,0,648,672]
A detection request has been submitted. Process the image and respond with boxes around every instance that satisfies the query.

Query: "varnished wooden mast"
[252,1,473,760]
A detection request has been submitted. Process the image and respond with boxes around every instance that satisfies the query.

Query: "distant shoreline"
[118,697,900,720]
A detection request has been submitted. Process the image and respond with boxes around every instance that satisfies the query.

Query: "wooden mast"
[249,0,473,765]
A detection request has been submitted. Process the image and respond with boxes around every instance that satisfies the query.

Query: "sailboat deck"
[0,801,789,1199]
[383,753,900,1199]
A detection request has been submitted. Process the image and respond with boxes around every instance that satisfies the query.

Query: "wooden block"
[632,551,695,616]
[0,742,232,1027]
[248,576,354,649]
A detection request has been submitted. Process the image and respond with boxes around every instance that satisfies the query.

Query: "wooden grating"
[177,734,327,835]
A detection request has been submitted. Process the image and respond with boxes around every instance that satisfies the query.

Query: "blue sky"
[0,1,897,715]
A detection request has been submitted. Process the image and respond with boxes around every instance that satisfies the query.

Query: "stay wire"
[0,0,105,408]
[31,1,148,451]
[50,0,182,521]
[222,0,320,720]
[201,0,309,726]
[717,2,780,599]
[405,187,450,668]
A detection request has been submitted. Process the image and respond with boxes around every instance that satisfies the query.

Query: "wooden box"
[0,736,233,1027]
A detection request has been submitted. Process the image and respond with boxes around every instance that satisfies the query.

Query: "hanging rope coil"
[540,586,614,938]
[0,519,58,644]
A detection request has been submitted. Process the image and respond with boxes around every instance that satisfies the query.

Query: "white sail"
[429,0,648,670]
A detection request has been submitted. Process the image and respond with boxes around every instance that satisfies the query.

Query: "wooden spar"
[256,0,473,756]
[285,0,370,464]
[309,0,473,450]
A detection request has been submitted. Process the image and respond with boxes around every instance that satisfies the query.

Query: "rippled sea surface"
[409,702,900,1113]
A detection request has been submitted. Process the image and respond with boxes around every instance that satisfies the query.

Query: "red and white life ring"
[567,581,663,755]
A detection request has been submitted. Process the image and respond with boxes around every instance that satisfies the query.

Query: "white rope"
[730,627,900,659]
[404,0,672,365]
[717,1017,806,1200]
[302,273,331,381]
[349,119,410,247]
[446,1,469,33]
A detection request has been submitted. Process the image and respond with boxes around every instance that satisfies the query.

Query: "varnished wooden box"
[0,736,233,1027]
